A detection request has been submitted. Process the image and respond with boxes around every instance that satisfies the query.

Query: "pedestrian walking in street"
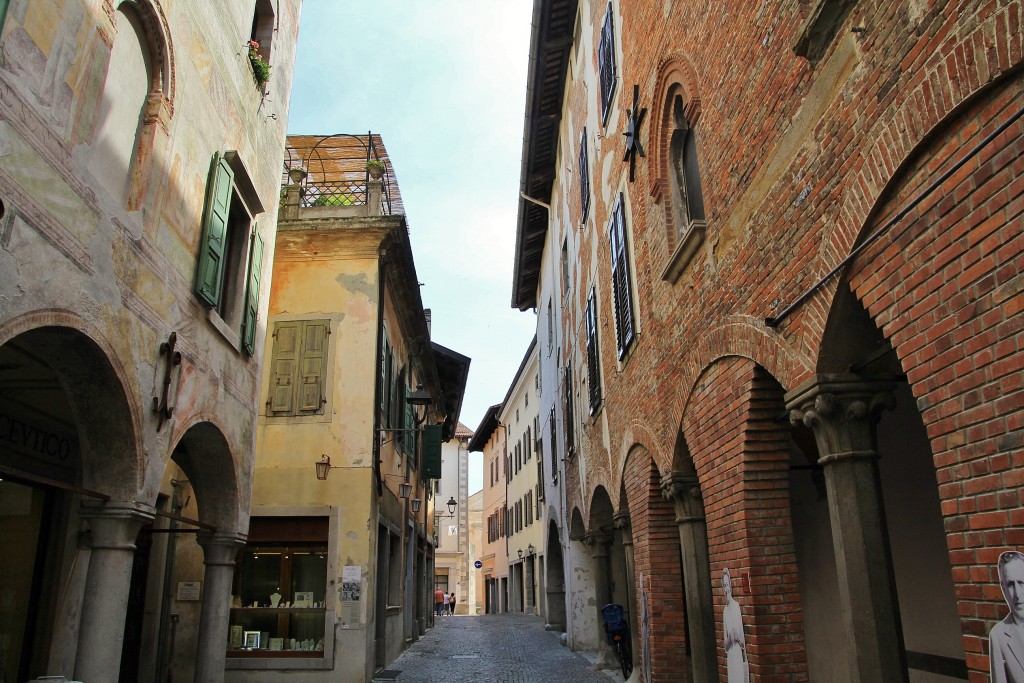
[449,592,457,615]
[442,590,450,616]
[434,587,445,617]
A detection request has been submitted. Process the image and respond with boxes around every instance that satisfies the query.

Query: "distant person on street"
[442,590,450,616]
[449,592,457,615]
[434,587,445,617]
[991,550,1024,683]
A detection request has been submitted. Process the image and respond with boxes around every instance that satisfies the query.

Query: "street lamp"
[517,548,523,560]
[528,543,535,556]
[319,384,433,480]
[436,496,458,519]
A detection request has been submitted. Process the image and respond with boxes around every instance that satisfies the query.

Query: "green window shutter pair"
[268,320,328,415]
[421,424,442,479]
[194,152,264,357]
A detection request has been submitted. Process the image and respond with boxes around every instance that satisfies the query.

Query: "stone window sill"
[660,219,705,284]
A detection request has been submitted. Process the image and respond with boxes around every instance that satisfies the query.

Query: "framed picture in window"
[294,591,314,607]
[243,630,261,649]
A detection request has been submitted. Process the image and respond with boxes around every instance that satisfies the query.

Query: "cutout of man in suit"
[991,551,1024,683]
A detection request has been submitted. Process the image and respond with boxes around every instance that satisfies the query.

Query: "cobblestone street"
[373,613,621,682]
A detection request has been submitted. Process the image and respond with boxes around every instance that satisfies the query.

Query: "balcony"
[280,133,401,218]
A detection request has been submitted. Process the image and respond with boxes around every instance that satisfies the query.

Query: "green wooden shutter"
[195,154,234,308]
[269,321,299,414]
[298,321,327,413]
[421,424,442,478]
[0,0,9,37]
[403,401,414,457]
[241,228,264,356]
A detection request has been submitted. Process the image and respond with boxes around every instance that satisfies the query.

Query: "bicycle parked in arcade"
[601,603,633,679]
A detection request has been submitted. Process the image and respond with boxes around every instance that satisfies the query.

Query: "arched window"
[89,5,151,204]
[649,56,706,283]
[89,0,174,210]
[668,93,705,235]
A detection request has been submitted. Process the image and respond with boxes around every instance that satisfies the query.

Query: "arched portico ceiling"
[0,325,142,499]
[816,284,899,376]
[569,507,586,542]
[170,420,241,531]
[588,486,615,535]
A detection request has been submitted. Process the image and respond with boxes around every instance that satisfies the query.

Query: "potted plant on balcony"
[366,160,386,180]
[247,40,271,90]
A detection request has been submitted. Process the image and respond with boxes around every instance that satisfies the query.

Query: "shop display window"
[228,516,328,657]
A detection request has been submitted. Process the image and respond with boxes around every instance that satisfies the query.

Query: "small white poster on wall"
[177,581,201,601]
[340,565,362,628]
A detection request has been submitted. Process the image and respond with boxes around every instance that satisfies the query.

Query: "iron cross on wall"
[623,84,647,182]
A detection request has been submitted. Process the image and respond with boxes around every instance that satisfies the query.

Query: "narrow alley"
[373,614,620,683]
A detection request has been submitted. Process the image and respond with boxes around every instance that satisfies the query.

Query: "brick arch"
[621,445,687,682]
[807,5,1024,364]
[681,356,809,681]
[838,69,1024,678]
[671,314,815,430]
[648,51,702,204]
[647,52,704,255]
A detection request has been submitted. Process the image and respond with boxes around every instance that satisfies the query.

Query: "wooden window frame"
[266,319,331,419]
[598,3,616,125]
[609,194,637,359]
[585,289,602,413]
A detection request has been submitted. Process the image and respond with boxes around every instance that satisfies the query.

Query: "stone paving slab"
[375,613,620,682]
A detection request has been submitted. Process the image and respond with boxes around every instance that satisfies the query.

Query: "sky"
[286,2,538,494]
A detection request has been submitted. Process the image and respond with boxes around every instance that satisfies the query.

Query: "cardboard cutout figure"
[991,551,1024,683]
[722,568,749,683]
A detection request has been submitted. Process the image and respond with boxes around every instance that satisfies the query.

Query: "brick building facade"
[513,0,1023,681]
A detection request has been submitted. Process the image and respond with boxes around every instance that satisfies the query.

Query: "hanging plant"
[247,40,271,89]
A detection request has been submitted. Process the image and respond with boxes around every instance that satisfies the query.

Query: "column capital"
[786,374,896,465]
[582,530,613,555]
[80,500,155,550]
[197,530,248,567]
[612,510,630,531]
[661,471,706,524]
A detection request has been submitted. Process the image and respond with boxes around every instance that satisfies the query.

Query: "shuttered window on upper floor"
[267,320,329,417]
[609,195,636,358]
[585,289,602,413]
[598,3,616,124]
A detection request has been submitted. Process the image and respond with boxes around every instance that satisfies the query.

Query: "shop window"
[267,320,329,417]
[585,289,602,413]
[194,152,266,355]
[608,194,636,358]
[598,3,616,124]
[229,517,328,657]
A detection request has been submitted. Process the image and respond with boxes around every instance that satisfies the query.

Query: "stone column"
[584,531,614,662]
[74,500,154,682]
[613,511,638,660]
[194,531,247,683]
[661,472,719,682]
[787,374,902,682]
[368,178,383,217]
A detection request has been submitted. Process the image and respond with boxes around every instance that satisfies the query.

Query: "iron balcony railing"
[282,132,395,215]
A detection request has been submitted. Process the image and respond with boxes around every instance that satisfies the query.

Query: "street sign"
[474,560,483,569]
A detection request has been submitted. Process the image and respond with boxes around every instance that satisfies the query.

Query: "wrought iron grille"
[282,132,397,215]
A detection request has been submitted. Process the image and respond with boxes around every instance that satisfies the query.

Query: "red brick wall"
[622,449,687,681]
[682,358,808,681]
[553,0,1023,679]
[847,72,1024,677]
